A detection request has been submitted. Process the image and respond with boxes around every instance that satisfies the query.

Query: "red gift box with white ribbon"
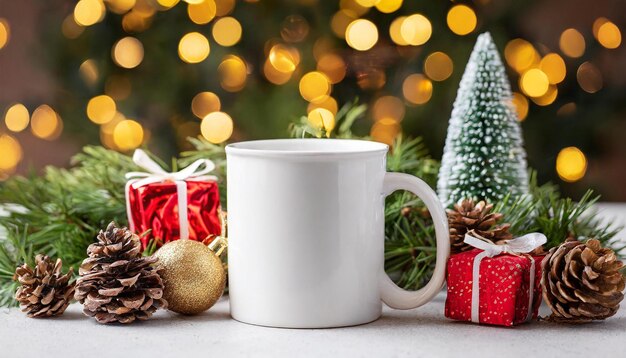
[445,232,546,326]
[125,150,222,250]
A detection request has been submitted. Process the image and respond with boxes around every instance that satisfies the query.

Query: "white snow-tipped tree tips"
[437,32,529,208]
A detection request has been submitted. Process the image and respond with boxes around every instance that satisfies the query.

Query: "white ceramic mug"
[226,139,449,328]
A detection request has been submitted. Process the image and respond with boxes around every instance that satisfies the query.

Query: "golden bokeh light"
[112,37,144,69]
[331,10,357,39]
[134,0,156,16]
[504,39,539,73]
[317,53,346,83]
[355,0,378,7]
[157,0,180,8]
[191,92,221,119]
[178,32,210,63]
[218,55,247,91]
[307,96,338,115]
[105,75,132,100]
[340,0,369,16]
[212,17,242,47]
[201,112,234,144]
[577,62,602,94]
[31,105,63,140]
[281,15,310,43]
[113,119,144,151]
[215,0,236,16]
[345,19,378,51]
[74,0,106,26]
[187,0,216,25]
[375,0,402,13]
[539,53,566,84]
[263,59,293,84]
[79,59,99,86]
[307,108,336,137]
[62,15,84,39]
[559,28,585,58]
[87,95,117,124]
[402,74,432,104]
[372,96,405,122]
[299,71,332,103]
[446,5,477,36]
[400,14,432,46]
[121,10,153,33]
[107,0,136,14]
[510,92,529,121]
[0,134,22,171]
[424,52,453,81]
[556,147,587,182]
[520,69,549,97]
[596,21,621,49]
[531,85,558,106]
[0,18,8,49]
[4,104,30,132]
[389,17,408,46]
[99,112,125,149]
[371,118,400,146]
[269,44,300,73]
[592,17,608,38]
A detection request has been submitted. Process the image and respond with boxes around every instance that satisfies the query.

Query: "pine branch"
[384,211,436,290]
[386,135,440,189]
[0,146,139,306]
[495,172,623,253]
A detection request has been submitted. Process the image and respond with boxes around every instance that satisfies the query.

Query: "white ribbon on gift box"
[124,149,217,241]
[463,231,547,323]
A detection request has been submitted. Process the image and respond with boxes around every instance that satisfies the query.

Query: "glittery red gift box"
[127,180,221,250]
[445,249,544,326]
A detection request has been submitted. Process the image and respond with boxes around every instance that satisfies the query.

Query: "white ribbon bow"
[464,231,546,324]
[125,149,217,188]
[125,149,217,241]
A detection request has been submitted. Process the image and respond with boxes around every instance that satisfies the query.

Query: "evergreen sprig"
[494,172,623,252]
[382,136,440,290]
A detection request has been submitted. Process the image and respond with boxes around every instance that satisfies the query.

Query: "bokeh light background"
[1,0,625,200]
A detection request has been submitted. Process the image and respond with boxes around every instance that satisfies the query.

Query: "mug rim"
[226,138,389,157]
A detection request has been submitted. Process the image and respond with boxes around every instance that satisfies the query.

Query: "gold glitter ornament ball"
[154,240,226,315]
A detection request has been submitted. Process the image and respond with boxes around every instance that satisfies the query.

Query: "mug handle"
[379,172,450,309]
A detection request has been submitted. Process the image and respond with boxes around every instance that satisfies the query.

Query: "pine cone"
[542,239,625,323]
[447,199,513,254]
[75,222,167,324]
[14,255,75,318]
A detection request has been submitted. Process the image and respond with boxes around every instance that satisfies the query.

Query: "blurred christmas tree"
[1,0,625,200]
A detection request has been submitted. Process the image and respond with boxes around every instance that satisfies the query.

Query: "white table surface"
[1,204,625,358]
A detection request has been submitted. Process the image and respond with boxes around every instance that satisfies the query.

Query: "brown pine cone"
[75,222,167,324]
[14,255,75,318]
[542,239,625,323]
[447,199,513,254]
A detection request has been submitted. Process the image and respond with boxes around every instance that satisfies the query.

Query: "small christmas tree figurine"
[437,32,528,208]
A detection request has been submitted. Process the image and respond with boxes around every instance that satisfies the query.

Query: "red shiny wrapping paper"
[127,179,221,250]
[445,249,544,326]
